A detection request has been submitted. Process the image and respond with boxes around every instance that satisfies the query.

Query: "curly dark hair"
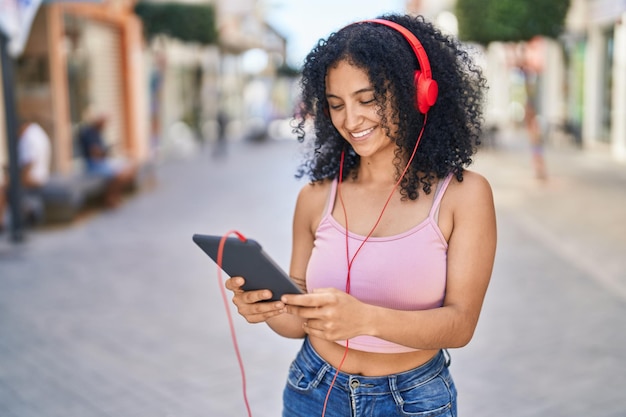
[293,14,487,199]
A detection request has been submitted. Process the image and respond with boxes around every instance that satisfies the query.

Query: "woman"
[225,14,496,416]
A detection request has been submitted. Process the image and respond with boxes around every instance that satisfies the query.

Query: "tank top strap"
[428,172,455,221]
[323,178,339,218]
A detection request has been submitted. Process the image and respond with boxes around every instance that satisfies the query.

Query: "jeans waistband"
[298,337,448,394]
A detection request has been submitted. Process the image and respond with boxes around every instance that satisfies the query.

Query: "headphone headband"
[361,19,433,80]
[353,18,438,114]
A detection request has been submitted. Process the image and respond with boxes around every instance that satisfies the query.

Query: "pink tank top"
[305,173,453,353]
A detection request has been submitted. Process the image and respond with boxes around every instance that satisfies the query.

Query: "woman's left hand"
[281,288,369,341]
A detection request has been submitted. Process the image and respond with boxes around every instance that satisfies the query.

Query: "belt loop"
[442,349,451,367]
[389,375,403,405]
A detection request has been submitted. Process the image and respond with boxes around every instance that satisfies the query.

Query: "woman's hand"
[282,288,369,341]
[224,276,287,324]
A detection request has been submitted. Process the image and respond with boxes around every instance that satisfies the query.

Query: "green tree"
[456,0,570,180]
[456,0,570,45]
[134,2,218,45]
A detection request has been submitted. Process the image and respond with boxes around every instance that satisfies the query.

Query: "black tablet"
[192,234,303,301]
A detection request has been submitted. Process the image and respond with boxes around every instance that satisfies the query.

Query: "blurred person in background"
[149,51,166,158]
[224,13,496,416]
[524,100,547,180]
[0,119,51,231]
[213,109,229,157]
[77,113,137,208]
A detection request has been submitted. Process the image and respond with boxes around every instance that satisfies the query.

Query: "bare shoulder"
[296,179,332,210]
[438,170,494,240]
[294,179,333,232]
[446,170,494,206]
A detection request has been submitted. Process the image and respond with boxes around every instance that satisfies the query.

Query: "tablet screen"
[193,234,303,301]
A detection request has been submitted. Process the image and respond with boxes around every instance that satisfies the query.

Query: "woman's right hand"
[224,276,287,324]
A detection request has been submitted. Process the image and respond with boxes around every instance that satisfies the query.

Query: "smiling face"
[325,60,396,160]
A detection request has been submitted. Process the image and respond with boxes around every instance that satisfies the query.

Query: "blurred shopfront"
[0,1,149,177]
[554,0,626,159]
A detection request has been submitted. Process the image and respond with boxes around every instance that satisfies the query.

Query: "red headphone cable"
[217,230,253,417]
[339,113,427,292]
[321,113,428,417]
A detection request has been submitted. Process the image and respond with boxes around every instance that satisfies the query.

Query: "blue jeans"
[283,337,457,416]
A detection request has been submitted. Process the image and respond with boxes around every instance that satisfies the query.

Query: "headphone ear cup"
[414,71,439,114]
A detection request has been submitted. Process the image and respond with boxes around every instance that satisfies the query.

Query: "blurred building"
[144,0,294,153]
[568,0,626,160]
[409,0,626,162]
[0,0,295,185]
[0,0,149,176]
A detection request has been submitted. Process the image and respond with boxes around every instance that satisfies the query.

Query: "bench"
[38,173,108,223]
[24,158,153,224]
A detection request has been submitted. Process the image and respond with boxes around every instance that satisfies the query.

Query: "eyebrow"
[326,87,375,99]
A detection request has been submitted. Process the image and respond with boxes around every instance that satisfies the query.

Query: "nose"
[343,103,364,131]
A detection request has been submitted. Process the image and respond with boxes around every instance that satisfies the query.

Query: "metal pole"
[0,31,25,243]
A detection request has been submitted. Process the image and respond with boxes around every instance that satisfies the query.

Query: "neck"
[354,147,399,186]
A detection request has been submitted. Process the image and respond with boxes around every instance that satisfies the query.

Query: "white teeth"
[352,128,374,138]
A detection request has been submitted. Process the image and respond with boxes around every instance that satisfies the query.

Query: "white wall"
[611,13,626,161]
[582,26,605,147]
[484,42,511,130]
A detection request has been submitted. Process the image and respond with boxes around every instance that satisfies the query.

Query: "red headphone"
[360,19,438,114]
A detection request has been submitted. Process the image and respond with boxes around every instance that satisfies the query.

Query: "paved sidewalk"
[481,130,626,299]
[1,134,625,417]
[459,131,626,417]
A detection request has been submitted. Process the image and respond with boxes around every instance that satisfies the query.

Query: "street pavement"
[1,131,625,417]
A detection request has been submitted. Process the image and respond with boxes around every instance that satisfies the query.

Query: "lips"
[350,127,374,139]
